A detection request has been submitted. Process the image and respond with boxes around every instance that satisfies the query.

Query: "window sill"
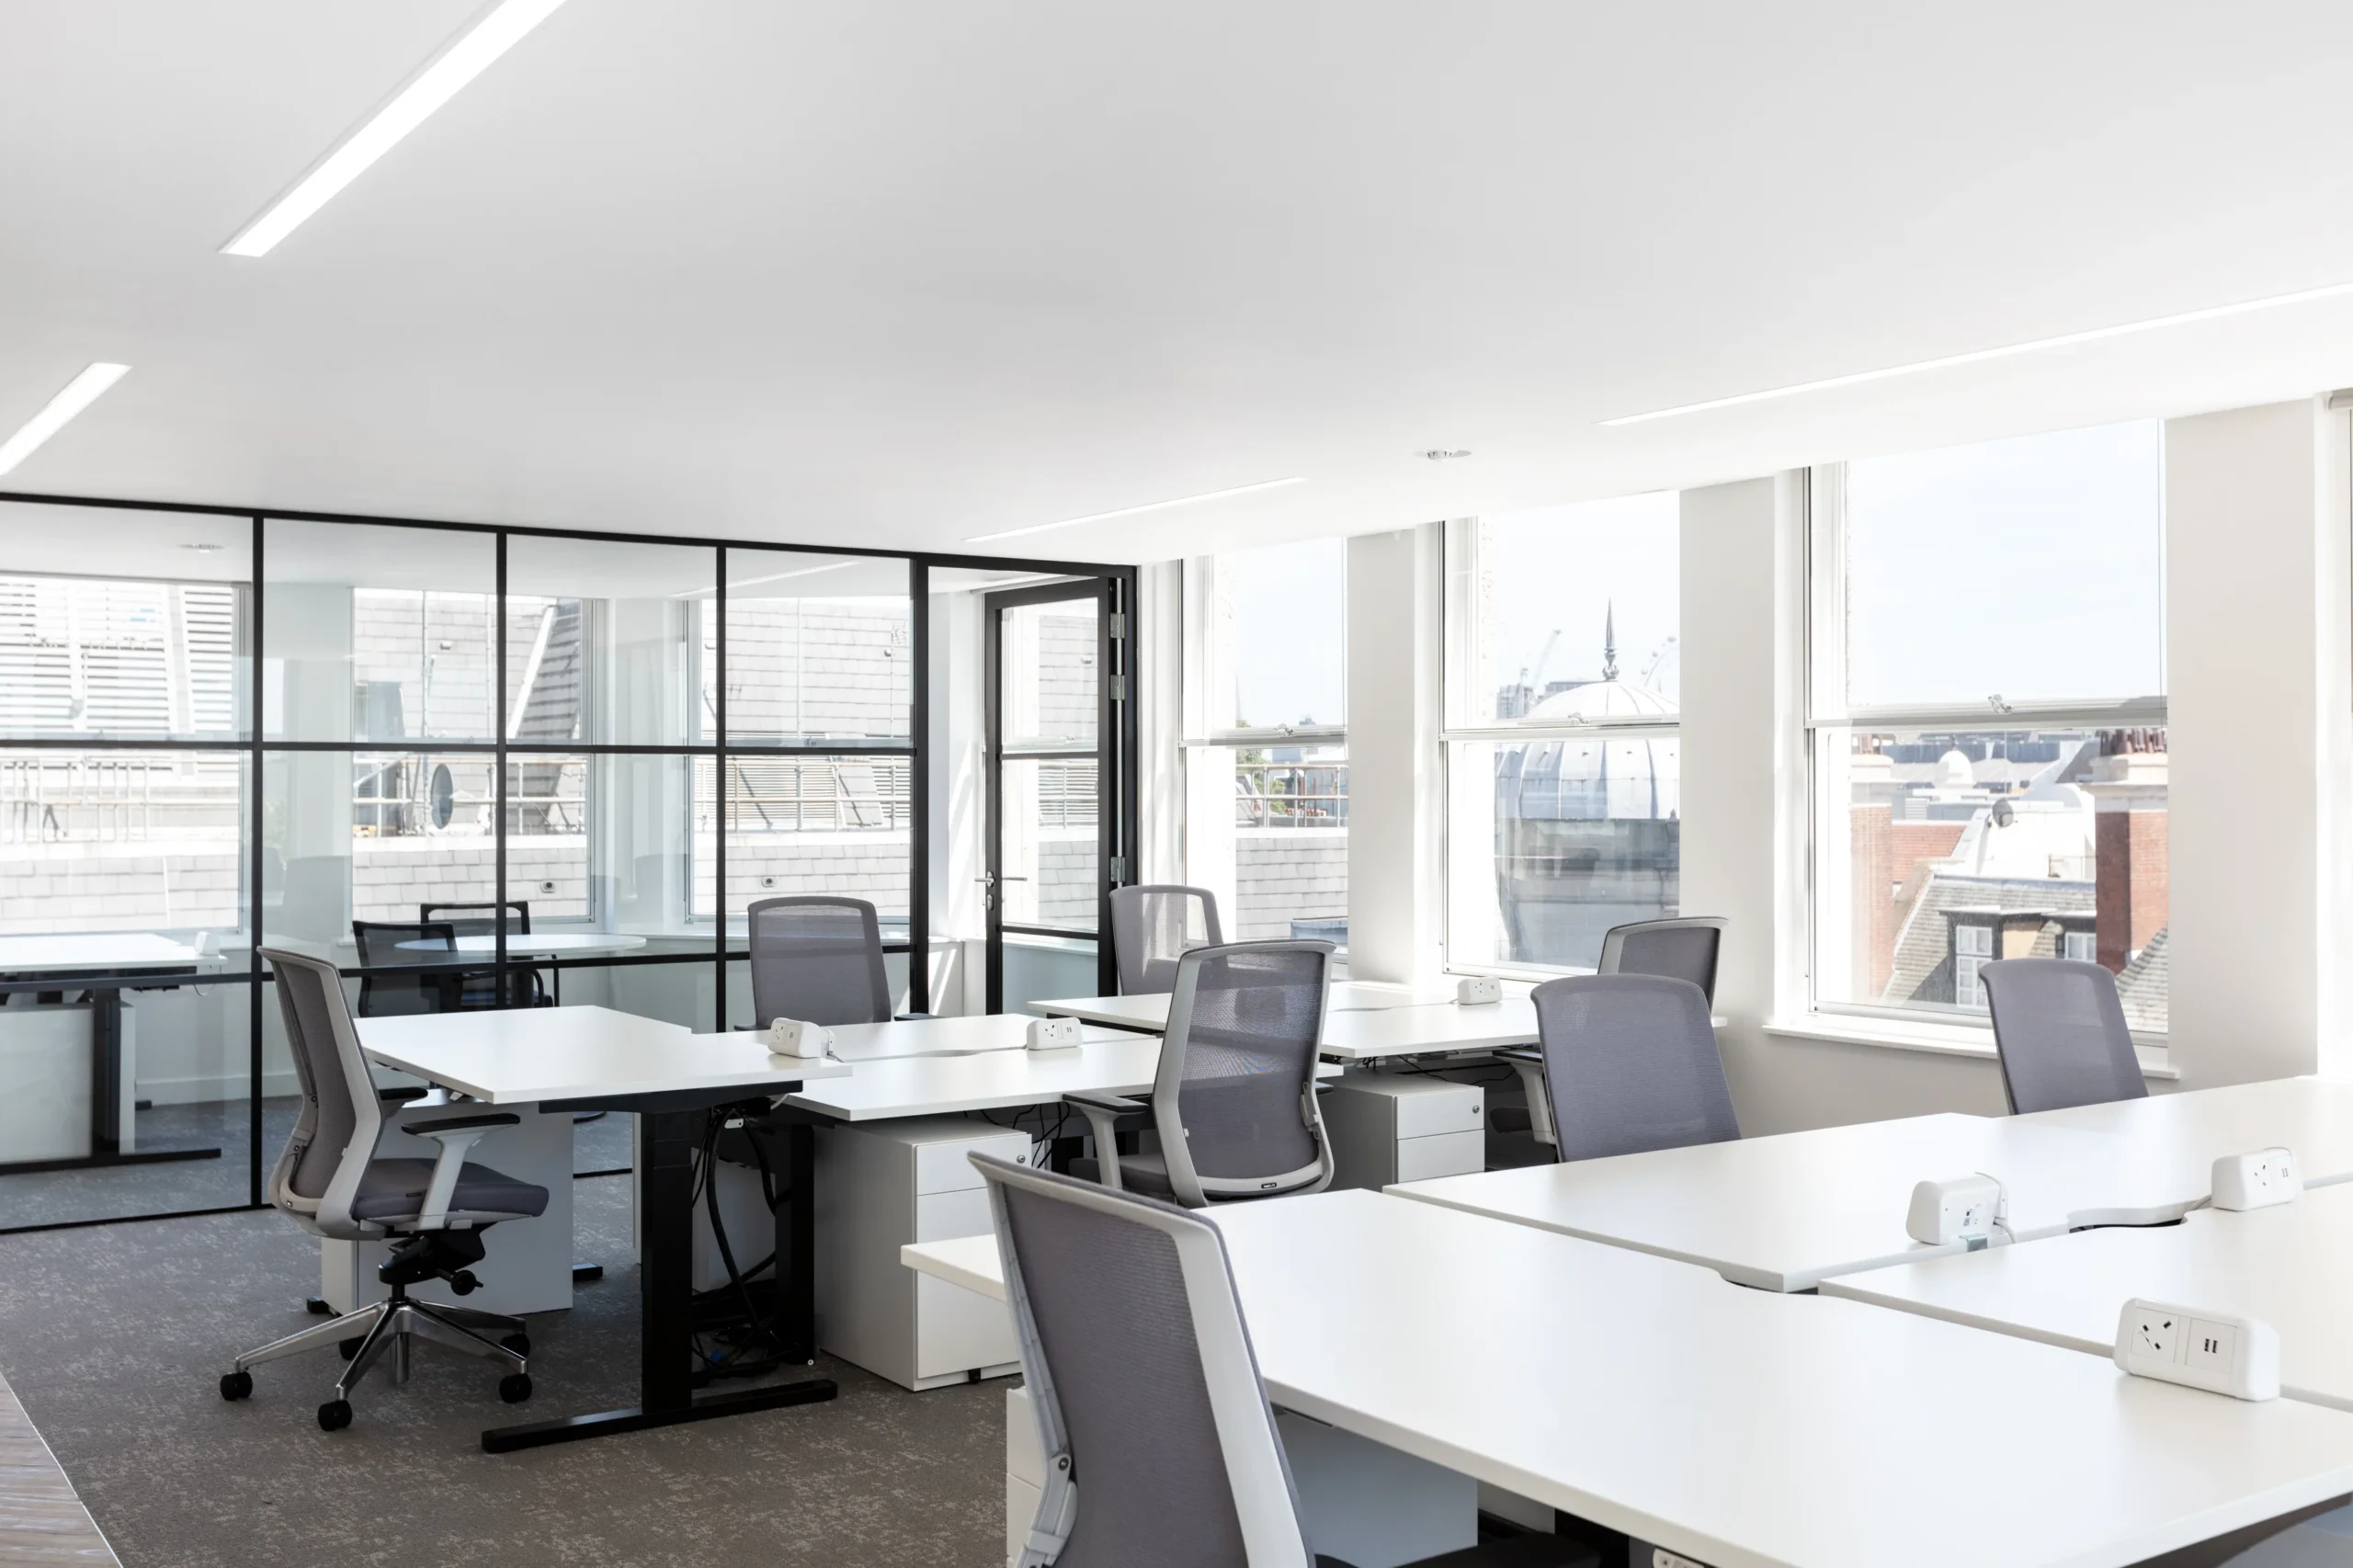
[1763,1013,2178,1082]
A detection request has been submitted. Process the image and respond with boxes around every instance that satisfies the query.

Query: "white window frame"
[1803,460,2170,1040]
[1438,516,1682,981]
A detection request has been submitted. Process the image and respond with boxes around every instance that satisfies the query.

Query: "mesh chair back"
[1532,973,1738,1162]
[260,947,383,1223]
[1156,941,1333,1205]
[1599,915,1727,1004]
[420,901,541,1007]
[1981,958,2147,1115]
[746,895,891,1028]
[350,920,460,1017]
[974,1155,1315,1568]
[1109,884,1224,995]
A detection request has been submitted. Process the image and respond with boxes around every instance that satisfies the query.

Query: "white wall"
[2165,399,2353,1085]
[1344,526,1443,983]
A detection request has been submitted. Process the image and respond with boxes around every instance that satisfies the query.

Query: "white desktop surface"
[1032,990,1722,1062]
[2020,1075,2353,1187]
[906,1190,2353,1568]
[1388,1111,2159,1291]
[357,1005,846,1104]
[398,933,651,959]
[1031,982,1466,1033]
[787,1028,1341,1121]
[1825,1178,2353,1414]
[0,933,206,971]
[826,1013,1132,1062]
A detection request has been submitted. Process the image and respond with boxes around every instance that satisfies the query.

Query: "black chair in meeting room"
[1981,957,2148,1115]
[1496,916,1730,1153]
[1063,940,1336,1208]
[222,948,544,1431]
[1504,974,1739,1164]
[349,919,463,1017]
[421,900,550,1009]
[1108,882,1224,994]
[973,1153,1586,1568]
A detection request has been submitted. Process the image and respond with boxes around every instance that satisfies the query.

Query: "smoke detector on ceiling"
[1422,449,1472,461]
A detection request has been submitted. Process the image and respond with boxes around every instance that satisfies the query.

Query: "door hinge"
[1108,674,1127,701]
[1108,612,1127,639]
[1108,857,1126,884]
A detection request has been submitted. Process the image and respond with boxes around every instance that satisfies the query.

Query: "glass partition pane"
[999,598,1097,751]
[717,552,911,747]
[718,755,912,939]
[501,752,707,954]
[1000,756,1096,933]
[263,519,496,743]
[0,504,252,744]
[505,536,714,748]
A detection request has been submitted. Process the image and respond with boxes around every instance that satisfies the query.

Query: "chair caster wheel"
[316,1399,352,1432]
[337,1337,362,1361]
[498,1374,532,1404]
[304,1297,332,1316]
[450,1271,480,1296]
[501,1334,529,1358]
[219,1371,253,1402]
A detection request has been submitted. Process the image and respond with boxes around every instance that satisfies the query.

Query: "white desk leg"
[1002,1385,1476,1568]
[320,1104,574,1316]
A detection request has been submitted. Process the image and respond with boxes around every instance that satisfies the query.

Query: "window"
[1186,540,1348,946]
[1810,421,2168,1033]
[1443,494,1680,972]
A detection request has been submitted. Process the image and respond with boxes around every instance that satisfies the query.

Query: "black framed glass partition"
[0,491,1131,1232]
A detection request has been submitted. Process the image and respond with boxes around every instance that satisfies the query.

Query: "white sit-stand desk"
[0,932,216,1170]
[1826,1178,2353,1415]
[907,1189,2353,1568]
[358,1004,847,1450]
[2018,1075,2353,1187]
[1388,1110,2177,1291]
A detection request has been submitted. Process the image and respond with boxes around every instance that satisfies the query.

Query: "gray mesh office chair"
[1506,974,1737,1163]
[1981,958,2148,1115]
[975,1155,1586,1568]
[1065,940,1335,1208]
[1108,883,1224,995]
[350,919,462,1017]
[1502,917,1730,1149]
[221,948,546,1431]
[745,894,892,1028]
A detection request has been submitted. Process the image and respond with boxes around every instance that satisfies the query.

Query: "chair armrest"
[408,1113,519,1228]
[407,1112,521,1136]
[1502,1054,1555,1148]
[1063,1091,1144,1194]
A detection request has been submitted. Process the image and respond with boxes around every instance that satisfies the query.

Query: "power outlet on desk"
[2211,1147,2301,1211]
[2114,1298,2279,1401]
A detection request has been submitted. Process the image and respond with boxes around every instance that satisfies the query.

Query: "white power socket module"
[2113,1299,2279,1401]
[1026,1016,1083,1051]
[1906,1174,2005,1246]
[2211,1147,2301,1210]
[1455,974,1503,1005]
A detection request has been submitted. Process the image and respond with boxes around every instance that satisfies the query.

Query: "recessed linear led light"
[0,363,131,477]
[221,0,572,258]
[670,560,858,597]
[1598,276,2353,426]
[965,477,1307,544]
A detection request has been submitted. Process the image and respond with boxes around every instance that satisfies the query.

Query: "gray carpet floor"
[0,1172,1006,1567]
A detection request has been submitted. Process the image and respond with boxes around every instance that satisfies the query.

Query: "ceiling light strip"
[221,0,572,258]
[1600,278,2353,426]
[0,364,131,477]
[966,477,1307,544]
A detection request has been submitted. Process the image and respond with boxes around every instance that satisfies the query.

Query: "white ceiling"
[6,2,2353,564]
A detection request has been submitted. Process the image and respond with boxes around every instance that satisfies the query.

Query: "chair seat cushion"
[351,1158,551,1222]
[1067,1151,1177,1199]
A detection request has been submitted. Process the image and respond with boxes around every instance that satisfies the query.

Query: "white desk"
[1826,1178,2353,1415]
[1389,1110,2162,1291]
[356,1004,845,1450]
[907,1189,2353,1568]
[826,1013,1131,1062]
[1032,982,1466,1033]
[0,932,215,1168]
[398,933,651,959]
[2019,1075,2353,1187]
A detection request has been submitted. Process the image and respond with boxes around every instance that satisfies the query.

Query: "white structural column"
[1135,560,1186,886]
[1345,525,1444,984]
[2165,398,2353,1085]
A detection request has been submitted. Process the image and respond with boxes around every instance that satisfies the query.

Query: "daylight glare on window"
[1228,538,1345,730]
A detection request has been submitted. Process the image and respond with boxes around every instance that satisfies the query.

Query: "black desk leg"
[91,985,121,1155]
[784,1122,816,1361]
[481,1106,835,1452]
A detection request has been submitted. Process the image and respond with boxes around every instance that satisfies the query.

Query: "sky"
[1232,536,1348,727]
[1481,492,1680,709]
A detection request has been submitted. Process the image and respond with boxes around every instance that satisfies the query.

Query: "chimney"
[2086,743,2167,972]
